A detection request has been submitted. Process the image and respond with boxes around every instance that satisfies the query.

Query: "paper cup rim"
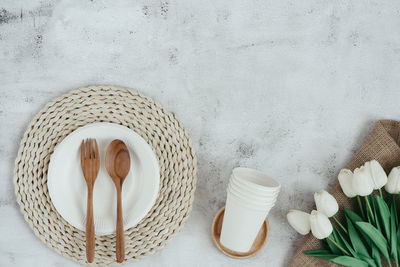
[232,167,280,190]
[227,187,276,209]
[230,177,280,196]
[229,181,279,200]
[228,184,278,202]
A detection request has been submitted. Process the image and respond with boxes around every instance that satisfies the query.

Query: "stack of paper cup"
[220,167,280,252]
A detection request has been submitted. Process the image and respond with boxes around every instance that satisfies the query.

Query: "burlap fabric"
[289,120,400,267]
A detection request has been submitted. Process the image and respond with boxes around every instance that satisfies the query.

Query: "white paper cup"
[226,186,275,212]
[232,167,280,192]
[228,183,277,207]
[227,191,275,212]
[231,175,280,196]
[220,191,270,252]
[230,176,279,199]
[226,190,275,213]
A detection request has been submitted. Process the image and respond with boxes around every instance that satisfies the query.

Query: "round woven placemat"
[13,85,197,265]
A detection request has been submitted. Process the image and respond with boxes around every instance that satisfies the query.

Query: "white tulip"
[352,166,374,196]
[366,160,387,190]
[338,169,356,198]
[314,190,338,217]
[385,167,400,194]
[309,210,333,239]
[287,210,311,235]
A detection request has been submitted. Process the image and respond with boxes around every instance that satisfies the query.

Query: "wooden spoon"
[105,139,131,263]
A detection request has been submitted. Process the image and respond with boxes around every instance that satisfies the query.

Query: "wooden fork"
[80,138,100,263]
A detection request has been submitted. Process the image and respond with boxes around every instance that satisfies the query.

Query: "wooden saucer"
[211,206,269,259]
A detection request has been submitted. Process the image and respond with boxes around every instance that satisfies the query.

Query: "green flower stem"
[357,196,366,220]
[394,194,399,227]
[379,188,383,199]
[327,236,350,256]
[364,196,375,225]
[332,215,348,234]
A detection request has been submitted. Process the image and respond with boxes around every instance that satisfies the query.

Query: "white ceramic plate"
[47,123,160,235]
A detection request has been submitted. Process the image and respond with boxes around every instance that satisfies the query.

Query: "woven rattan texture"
[13,85,197,265]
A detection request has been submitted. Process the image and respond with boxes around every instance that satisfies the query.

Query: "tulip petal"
[287,210,311,235]
[368,160,387,190]
[385,167,400,194]
[314,190,339,217]
[310,210,333,239]
[352,166,374,196]
[338,169,357,198]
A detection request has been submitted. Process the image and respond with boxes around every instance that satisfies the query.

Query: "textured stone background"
[2,0,400,266]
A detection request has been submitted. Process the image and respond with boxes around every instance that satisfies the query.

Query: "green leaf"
[304,249,338,261]
[371,244,382,267]
[358,254,377,267]
[348,204,383,267]
[397,193,400,226]
[366,196,375,226]
[387,196,393,207]
[375,195,390,240]
[372,195,382,233]
[397,226,400,263]
[334,227,357,258]
[346,216,370,258]
[326,234,342,255]
[390,202,399,263]
[344,207,364,224]
[356,221,390,263]
[332,228,352,256]
[367,208,374,225]
[304,249,334,255]
[331,256,369,267]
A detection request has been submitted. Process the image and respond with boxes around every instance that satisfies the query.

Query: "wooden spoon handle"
[86,186,95,263]
[116,186,125,263]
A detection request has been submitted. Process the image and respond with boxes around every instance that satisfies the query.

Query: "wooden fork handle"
[116,186,125,263]
[86,186,95,263]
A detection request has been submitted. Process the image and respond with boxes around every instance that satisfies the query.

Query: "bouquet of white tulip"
[287,160,400,267]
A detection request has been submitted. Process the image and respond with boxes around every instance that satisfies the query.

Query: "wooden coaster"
[211,206,269,259]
